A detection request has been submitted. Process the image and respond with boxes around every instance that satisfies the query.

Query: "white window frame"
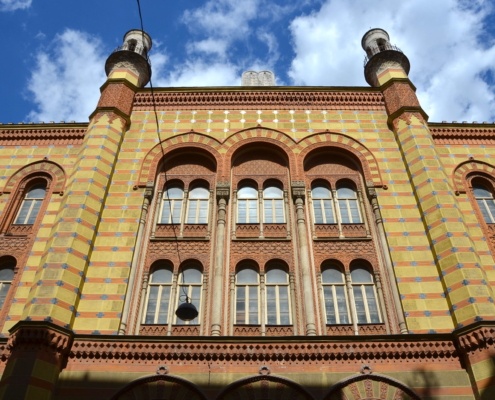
[262,185,285,224]
[265,267,292,325]
[237,186,259,224]
[311,184,336,224]
[14,184,46,225]
[336,185,362,224]
[186,186,210,224]
[473,182,495,224]
[235,267,260,325]
[350,267,381,324]
[321,267,350,325]
[143,267,173,325]
[159,186,184,225]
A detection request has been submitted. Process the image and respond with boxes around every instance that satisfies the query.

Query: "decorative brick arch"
[2,160,66,194]
[298,132,383,187]
[324,372,420,400]
[137,132,223,187]
[217,373,314,400]
[453,159,495,194]
[111,373,207,400]
[222,127,297,179]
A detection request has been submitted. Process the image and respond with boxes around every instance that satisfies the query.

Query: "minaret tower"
[362,27,495,396]
[0,30,153,400]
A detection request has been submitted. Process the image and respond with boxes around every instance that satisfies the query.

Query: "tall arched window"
[176,264,203,325]
[263,185,285,223]
[336,183,362,224]
[0,257,15,310]
[235,264,260,325]
[237,185,258,223]
[186,186,210,224]
[351,265,381,324]
[473,180,495,224]
[14,183,46,225]
[143,263,173,325]
[265,265,291,325]
[311,183,335,224]
[321,264,350,325]
[160,185,184,224]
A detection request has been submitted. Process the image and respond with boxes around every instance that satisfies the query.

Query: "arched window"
[237,185,258,223]
[263,185,285,223]
[350,265,381,324]
[311,183,335,224]
[186,186,210,224]
[143,263,173,324]
[473,180,495,224]
[321,264,350,325]
[235,264,259,325]
[14,183,46,225]
[0,258,15,310]
[176,264,203,325]
[160,185,184,224]
[336,183,362,224]
[265,265,291,325]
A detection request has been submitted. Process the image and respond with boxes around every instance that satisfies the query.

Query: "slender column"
[151,188,163,239]
[260,272,266,336]
[357,189,371,237]
[231,189,237,239]
[291,182,317,336]
[258,189,264,238]
[368,187,408,334]
[374,273,390,334]
[167,273,179,336]
[134,273,149,335]
[284,189,291,239]
[229,273,235,336]
[210,183,230,336]
[345,271,359,335]
[289,272,298,335]
[317,272,327,333]
[333,189,344,238]
[119,184,153,334]
[178,189,188,237]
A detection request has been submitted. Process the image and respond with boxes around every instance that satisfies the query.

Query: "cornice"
[0,124,87,144]
[69,334,458,364]
[429,124,495,144]
[133,87,385,110]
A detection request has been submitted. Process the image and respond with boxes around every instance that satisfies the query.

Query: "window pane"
[266,286,277,325]
[236,286,246,324]
[312,186,331,198]
[474,186,492,198]
[266,268,287,283]
[238,201,247,223]
[338,200,350,223]
[248,286,259,324]
[238,187,258,199]
[264,201,274,223]
[181,267,202,283]
[236,268,258,283]
[144,286,159,324]
[26,201,42,224]
[335,286,349,324]
[198,201,208,223]
[353,286,367,323]
[322,267,343,283]
[324,286,336,324]
[151,268,172,283]
[25,186,46,199]
[351,267,372,283]
[157,286,171,324]
[274,199,284,222]
[189,187,209,199]
[166,187,184,199]
[365,286,380,323]
[187,201,198,223]
[263,186,283,198]
[248,201,258,223]
[313,201,324,223]
[337,187,356,199]
[349,200,361,223]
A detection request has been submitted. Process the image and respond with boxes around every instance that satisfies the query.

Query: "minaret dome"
[362,28,410,87]
[105,29,152,88]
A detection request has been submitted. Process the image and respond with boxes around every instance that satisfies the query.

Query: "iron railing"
[363,44,404,66]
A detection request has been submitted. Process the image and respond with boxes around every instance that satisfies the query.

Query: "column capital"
[216,182,230,203]
[291,181,306,201]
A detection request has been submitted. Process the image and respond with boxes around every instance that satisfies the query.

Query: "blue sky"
[1,0,495,123]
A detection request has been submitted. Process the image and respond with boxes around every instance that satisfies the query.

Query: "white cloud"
[288,0,495,121]
[26,29,106,122]
[0,0,31,11]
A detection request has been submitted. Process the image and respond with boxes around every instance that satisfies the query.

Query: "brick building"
[0,28,494,399]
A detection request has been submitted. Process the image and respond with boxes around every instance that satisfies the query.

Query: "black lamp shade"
[175,301,198,321]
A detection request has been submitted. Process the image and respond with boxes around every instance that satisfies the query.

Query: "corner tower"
[361,28,495,326]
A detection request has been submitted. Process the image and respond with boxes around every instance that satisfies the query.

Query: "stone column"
[119,184,153,334]
[210,183,230,336]
[291,181,317,336]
